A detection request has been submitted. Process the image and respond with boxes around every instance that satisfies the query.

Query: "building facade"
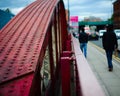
[113,0,120,29]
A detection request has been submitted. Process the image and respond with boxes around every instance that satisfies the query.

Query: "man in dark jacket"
[79,27,89,58]
[102,25,118,71]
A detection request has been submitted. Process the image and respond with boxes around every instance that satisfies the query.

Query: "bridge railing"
[58,33,106,96]
[71,35,105,96]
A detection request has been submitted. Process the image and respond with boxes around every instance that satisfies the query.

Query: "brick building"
[113,0,120,29]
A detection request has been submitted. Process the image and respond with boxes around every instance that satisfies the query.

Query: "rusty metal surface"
[0,0,59,95]
[0,0,57,83]
[0,73,34,96]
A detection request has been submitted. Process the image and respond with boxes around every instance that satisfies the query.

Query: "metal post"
[61,57,71,96]
[68,0,70,32]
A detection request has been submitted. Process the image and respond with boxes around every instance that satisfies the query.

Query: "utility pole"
[67,0,70,31]
[68,0,70,23]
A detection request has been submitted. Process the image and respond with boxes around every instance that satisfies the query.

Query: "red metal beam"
[60,56,71,96]
[0,0,53,84]
[0,73,34,96]
[59,1,68,51]
[48,26,55,95]
[0,0,64,95]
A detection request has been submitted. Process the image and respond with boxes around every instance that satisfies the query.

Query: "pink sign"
[70,16,78,28]
[70,16,78,22]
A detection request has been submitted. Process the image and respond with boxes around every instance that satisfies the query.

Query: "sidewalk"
[87,42,120,96]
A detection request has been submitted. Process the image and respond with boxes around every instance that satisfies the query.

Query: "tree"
[108,14,113,22]
[5,8,12,14]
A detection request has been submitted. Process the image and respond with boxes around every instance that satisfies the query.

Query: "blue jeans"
[105,50,113,68]
[80,43,87,57]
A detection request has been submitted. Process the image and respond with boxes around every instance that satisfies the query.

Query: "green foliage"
[5,8,12,14]
[108,14,113,22]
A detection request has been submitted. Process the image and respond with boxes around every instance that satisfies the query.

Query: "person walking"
[102,25,118,71]
[78,27,89,58]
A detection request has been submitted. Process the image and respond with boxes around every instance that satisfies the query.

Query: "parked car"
[114,29,120,39]
[88,32,99,41]
[72,31,79,38]
[99,30,106,38]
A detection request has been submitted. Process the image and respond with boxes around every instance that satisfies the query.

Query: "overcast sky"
[0,0,116,21]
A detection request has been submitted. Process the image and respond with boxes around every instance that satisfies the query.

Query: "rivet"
[25,53,28,55]
[24,80,27,83]
[7,69,11,71]
[32,56,35,58]
[9,65,12,67]
[8,90,14,93]
[10,62,14,64]
[17,72,20,75]
[32,58,35,60]
[28,68,32,70]
[20,90,24,93]
[5,72,9,75]
[16,50,20,53]
[21,62,24,64]
[29,65,32,67]
[6,53,9,55]
[1,86,5,88]
[15,53,18,55]
[2,59,6,61]
[26,50,30,52]
[3,76,8,79]
[23,56,27,58]
[4,44,7,46]
[10,85,15,88]
[10,47,13,48]
[4,56,8,59]
[31,62,34,64]
[12,44,15,46]
[20,65,23,67]
[13,56,17,58]
[22,59,25,61]
[18,68,22,71]
[34,53,37,55]
[17,48,20,50]
[0,49,3,52]
[19,46,22,48]
[0,62,4,64]
[23,85,26,88]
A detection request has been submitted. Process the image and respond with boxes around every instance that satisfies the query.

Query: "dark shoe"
[108,68,113,72]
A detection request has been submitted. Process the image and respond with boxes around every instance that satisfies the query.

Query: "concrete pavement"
[87,42,120,96]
